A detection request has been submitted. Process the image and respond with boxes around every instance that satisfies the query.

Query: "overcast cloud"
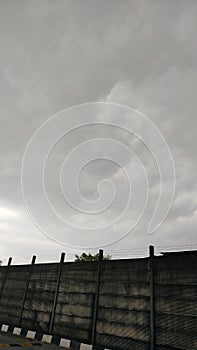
[0,0,197,262]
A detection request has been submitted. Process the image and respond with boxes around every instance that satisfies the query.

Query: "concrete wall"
[96,259,150,350]
[154,253,197,350]
[0,252,196,350]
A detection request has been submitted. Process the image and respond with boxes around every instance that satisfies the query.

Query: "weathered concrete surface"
[0,331,68,349]
[0,253,197,350]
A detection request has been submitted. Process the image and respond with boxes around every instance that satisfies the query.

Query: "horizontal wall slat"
[155,298,197,315]
[156,328,197,350]
[99,282,150,296]
[99,294,149,311]
[155,312,197,333]
[96,333,149,350]
[98,306,149,326]
[96,319,149,341]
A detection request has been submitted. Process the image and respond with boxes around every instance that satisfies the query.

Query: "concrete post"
[49,252,65,334]
[0,257,12,301]
[149,245,155,350]
[18,255,36,327]
[91,249,103,345]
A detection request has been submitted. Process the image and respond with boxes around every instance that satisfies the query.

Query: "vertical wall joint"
[0,257,12,301]
[49,252,65,334]
[149,245,155,350]
[18,255,36,327]
[91,249,103,346]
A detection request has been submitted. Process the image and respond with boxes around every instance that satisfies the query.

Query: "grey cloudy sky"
[0,0,197,262]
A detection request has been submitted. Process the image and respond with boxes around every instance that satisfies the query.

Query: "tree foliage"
[74,252,111,262]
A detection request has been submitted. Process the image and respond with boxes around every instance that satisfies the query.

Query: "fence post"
[0,257,12,301]
[49,252,65,334]
[17,255,36,327]
[149,245,155,350]
[91,249,103,346]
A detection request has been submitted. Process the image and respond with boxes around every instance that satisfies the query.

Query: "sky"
[0,0,197,263]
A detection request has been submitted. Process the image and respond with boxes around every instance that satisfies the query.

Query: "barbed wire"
[1,243,197,265]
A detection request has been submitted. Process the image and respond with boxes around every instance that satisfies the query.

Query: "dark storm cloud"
[0,0,197,260]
